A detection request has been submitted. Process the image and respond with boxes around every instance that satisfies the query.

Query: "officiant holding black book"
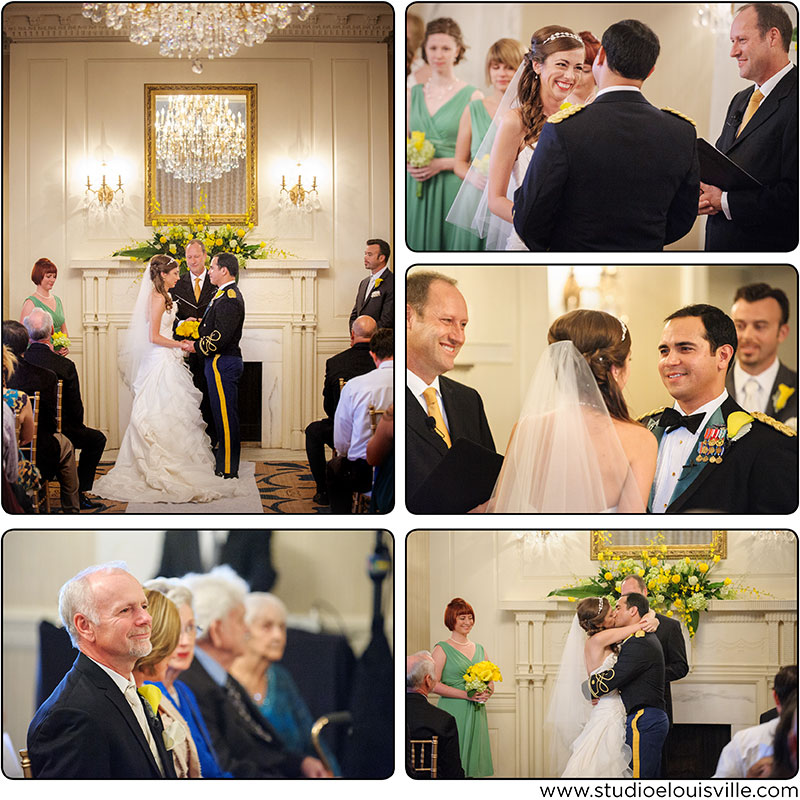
[170,238,217,446]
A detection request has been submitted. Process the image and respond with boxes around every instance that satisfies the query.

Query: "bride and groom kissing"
[92,251,247,504]
[405,272,797,514]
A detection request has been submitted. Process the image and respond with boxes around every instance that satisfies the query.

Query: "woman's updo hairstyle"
[422,17,467,65]
[444,597,474,631]
[576,596,611,636]
[579,30,601,67]
[149,254,178,311]
[548,309,632,423]
[517,25,584,146]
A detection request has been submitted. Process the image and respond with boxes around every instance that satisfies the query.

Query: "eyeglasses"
[182,623,202,636]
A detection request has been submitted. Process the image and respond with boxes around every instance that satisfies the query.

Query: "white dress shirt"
[713,717,779,778]
[651,390,728,513]
[334,360,393,460]
[406,369,450,432]
[732,358,779,414]
[365,265,389,298]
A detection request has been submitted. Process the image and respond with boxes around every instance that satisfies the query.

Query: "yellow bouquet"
[463,660,502,701]
[52,332,71,351]
[407,130,435,198]
[175,320,200,339]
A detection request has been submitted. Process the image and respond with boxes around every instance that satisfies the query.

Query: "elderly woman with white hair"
[231,592,341,775]
[144,578,232,779]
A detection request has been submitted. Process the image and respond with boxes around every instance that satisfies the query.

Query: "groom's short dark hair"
[622,592,649,618]
[665,304,738,364]
[215,252,239,278]
[601,19,660,80]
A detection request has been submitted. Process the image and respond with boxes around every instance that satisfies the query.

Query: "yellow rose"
[604,572,613,580]
[237,228,245,237]
[698,563,709,573]
[410,130,426,151]
[723,577,732,585]
[159,236,167,243]
[671,574,681,584]
[169,243,177,254]
[216,238,223,246]
[650,557,658,566]
[636,569,644,577]
[666,610,674,617]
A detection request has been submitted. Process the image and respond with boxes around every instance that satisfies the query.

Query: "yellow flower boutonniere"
[374,278,383,288]
[727,411,754,441]
[634,630,646,638]
[138,684,161,716]
[559,101,574,111]
[773,383,795,412]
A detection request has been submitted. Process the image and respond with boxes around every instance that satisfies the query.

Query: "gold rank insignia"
[662,107,697,126]
[227,289,237,298]
[636,407,666,422]
[547,104,585,124]
[752,411,798,436]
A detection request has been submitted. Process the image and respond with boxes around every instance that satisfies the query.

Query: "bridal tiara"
[597,597,604,613]
[618,318,628,342]
[541,31,584,46]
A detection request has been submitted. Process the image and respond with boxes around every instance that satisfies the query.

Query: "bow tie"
[659,407,705,434]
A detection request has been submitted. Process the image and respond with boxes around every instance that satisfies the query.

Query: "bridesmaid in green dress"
[451,38,525,251]
[432,597,494,777]
[406,18,482,251]
[20,258,69,354]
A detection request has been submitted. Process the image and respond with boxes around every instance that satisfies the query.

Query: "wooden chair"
[19,748,33,778]
[310,710,352,776]
[352,405,386,513]
[45,380,63,507]
[16,390,48,513]
[407,735,438,778]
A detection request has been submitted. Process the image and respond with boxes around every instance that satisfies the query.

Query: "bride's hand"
[639,613,660,633]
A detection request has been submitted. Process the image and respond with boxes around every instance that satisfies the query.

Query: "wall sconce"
[279,164,321,213]
[85,164,124,209]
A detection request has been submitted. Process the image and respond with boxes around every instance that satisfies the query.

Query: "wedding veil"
[119,269,156,389]
[445,60,525,249]
[487,340,644,512]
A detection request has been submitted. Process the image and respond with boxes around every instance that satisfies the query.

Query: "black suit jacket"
[5,355,60,477]
[405,692,464,779]
[170,271,216,330]
[197,283,245,358]
[23,343,90,445]
[349,269,394,329]
[323,342,376,419]
[513,91,699,251]
[641,395,798,513]
[654,612,688,724]
[587,633,666,715]
[705,66,798,252]
[180,655,303,778]
[27,653,175,778]
[725,361,798,425]
[406,375,495,512]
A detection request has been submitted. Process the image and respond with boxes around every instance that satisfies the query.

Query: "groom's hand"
[181,340,196,353]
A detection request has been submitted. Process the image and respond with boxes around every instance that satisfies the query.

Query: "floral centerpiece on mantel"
[113,200,295,274]
[548,532,760,637]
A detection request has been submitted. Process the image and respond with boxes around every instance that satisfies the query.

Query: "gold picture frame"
[144,84,257,225]
[590,531,727,560]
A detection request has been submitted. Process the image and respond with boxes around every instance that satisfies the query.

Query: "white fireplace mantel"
[73,257,329,450]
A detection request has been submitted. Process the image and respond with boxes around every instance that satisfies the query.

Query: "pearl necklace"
[447,637,472,648]
[425,77,456,104]
[34,289,53,300]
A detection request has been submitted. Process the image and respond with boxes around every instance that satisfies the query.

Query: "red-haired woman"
[431,597,494,777]
[20,258,69,354]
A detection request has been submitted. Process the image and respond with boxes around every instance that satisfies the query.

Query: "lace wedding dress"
[92,299,246,503]
[561,651,632,778]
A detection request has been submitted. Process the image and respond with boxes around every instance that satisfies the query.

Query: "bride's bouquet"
[463,660,502,703]
[175,320,200,339]
[407,131,435,198]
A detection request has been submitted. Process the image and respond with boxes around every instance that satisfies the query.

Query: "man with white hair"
[27,563,176,778]
[179,566,330,778]
[406,650,464,778]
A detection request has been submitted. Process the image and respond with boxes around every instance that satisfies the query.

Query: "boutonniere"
[162,720,186,751]
[773,383,795,412]
[727,411,754,442]
[138,684,161,716]
[374,277,383,288]
[634,630,646,638]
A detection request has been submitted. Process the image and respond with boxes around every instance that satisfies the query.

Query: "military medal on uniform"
[696,425,726,463]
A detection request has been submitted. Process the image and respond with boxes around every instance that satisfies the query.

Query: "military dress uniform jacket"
[640,396,797,513]
[349,269,394,329]
[725,361,798,427]
[513,91,699,251]
[705,66,798,252]
[586,632,666,715]
[197,283,245,358]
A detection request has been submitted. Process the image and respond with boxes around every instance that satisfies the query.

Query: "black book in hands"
[697,138,762,191]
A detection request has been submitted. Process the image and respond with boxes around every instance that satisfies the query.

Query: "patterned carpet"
[57,461,332,514]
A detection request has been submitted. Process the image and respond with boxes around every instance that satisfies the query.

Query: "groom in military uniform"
[182,252,245,479]
[640,304,797,513]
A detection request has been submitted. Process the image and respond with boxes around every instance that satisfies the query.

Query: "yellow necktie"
[423,387,451,448]
[737,88,763,137]
[194,276,202,302]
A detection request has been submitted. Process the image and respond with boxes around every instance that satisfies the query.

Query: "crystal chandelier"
[155,95,246,184]
[82,3,315,71]
[693,3,735,36]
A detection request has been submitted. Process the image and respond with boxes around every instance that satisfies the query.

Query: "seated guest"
[231,592,341,775]
[180,566,330,778]
[2,345,34,512]
[770,690,798,779]
[3,319,80,512]
[366,402,394,513]
[133,587,202,778]
[20,257,70,354]
[22,307,106,508]
[406,651,464,779]
[3,346,33,445]
[714,665,798,777]
[327,328,394,513]
[27,563,176,778]
[305,315,377,505]
[145,577,232,778]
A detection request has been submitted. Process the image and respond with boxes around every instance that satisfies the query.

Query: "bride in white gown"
[93,255,246,503]
[549,597,660,778]
[447,26,585,250]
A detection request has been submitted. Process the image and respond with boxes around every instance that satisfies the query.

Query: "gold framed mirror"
[590,531,727,560]
[145,84,257,225]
